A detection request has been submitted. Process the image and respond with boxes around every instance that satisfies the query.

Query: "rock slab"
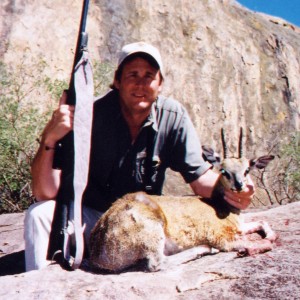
[0,202,299,299]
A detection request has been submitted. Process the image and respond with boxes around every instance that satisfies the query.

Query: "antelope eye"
[220,169,231,180]
[244,167,250,176]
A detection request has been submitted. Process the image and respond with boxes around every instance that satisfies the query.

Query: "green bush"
[93,61,115,96]
[251,130,300,206]
[0,58,114,213]
[279,132,300,202]
[0,60,66,213]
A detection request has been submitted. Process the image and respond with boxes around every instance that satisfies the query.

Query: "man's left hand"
[223,175,255,210]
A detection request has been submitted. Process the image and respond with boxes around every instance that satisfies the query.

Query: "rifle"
[47,0,93,270]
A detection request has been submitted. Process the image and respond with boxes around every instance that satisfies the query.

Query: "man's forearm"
[31,141,61,200]
[189,169,219,198]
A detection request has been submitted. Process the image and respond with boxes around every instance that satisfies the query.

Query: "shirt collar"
[143,98,158,132]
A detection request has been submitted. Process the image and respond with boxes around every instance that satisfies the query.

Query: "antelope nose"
[235,180,244,191]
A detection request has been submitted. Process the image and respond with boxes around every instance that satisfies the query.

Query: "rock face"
[0,202,299,299]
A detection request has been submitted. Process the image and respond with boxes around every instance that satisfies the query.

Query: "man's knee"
[25,200,55,229]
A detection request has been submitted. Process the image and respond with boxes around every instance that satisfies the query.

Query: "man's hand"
[223,175,255,210]
[41,91,75,147]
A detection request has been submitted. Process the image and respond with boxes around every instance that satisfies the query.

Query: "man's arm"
[31,92,74,200]
[189,169,219,198]
[190,169,254,210]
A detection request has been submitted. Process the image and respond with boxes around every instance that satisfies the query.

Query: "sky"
[236,0,300,27]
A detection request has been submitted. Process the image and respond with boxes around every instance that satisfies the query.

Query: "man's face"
[114,57,163,117]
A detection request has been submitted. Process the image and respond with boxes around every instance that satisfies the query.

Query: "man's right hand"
[41,91,75,147]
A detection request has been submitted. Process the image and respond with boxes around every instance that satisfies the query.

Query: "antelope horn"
[238,127,243,158]
[221,128,228,159]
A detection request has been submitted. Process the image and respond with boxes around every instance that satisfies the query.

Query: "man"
[25,42,254,271]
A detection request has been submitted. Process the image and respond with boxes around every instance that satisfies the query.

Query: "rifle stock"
[47,0,90,265]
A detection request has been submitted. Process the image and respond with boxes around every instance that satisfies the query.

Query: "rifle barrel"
[68,0,90,105]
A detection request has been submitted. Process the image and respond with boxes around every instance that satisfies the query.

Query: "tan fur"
[89,192,276,272]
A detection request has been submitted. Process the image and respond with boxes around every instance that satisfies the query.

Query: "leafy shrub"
[252,131,300,206]
[277,132,300,202]
[0,58,114,213]
[0,59,66,213]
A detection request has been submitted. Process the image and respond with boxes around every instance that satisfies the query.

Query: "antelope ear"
[250,155,275,169]
[202,145,221,166]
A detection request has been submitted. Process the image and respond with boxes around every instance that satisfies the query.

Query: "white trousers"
[24,200,102,272]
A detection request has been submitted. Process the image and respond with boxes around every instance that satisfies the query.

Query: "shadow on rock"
[0,250,25,276]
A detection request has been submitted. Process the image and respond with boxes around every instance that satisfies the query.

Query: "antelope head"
[202,128,275,192]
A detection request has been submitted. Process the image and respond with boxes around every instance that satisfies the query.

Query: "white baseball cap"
[117,42,165,78]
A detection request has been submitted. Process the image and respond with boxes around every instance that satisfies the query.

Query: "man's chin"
[135,101,152,110]
[128,105,151,116]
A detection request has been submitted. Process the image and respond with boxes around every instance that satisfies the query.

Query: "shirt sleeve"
[168,109,212,183]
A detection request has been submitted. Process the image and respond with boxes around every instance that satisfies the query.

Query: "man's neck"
[122,109,150,143]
